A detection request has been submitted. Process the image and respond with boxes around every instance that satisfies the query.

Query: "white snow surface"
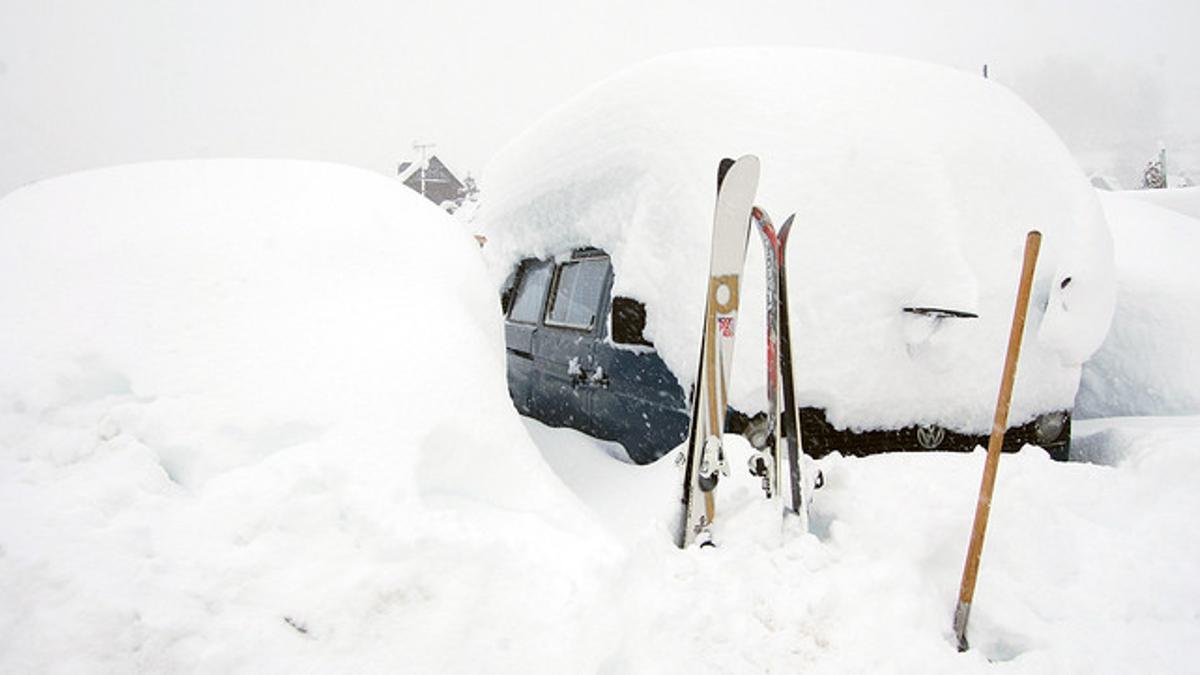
[1076,190,1200,417]
[481,48,1115,433]
[0,160,614,671]
[1120,185,1200,219]
[0,159,1196,673]
[527,416,1200,673]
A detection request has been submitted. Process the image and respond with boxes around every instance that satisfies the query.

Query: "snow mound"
[1076,191,1200,417]
[481,48,1114,433]
[1120,185,1200,220]
[0,160,613,670]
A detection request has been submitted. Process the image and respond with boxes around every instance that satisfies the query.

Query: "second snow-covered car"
[483,48,1116,464]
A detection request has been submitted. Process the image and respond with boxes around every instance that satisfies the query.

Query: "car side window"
[508,261,552,324]
[546,257,608,330]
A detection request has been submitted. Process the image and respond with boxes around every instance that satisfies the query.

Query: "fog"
[1,0,1196,196]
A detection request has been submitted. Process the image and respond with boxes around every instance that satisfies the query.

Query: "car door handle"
[568,359,588,387]
[586,366,609,389]
[568,362,608,389]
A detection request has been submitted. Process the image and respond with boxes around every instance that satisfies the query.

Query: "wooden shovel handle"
[954,230,1042,651]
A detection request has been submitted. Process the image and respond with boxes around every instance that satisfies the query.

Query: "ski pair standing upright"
[675,155,807,548]
[747,207,806,522]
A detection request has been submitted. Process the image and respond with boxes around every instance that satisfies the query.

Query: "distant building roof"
[397,155,465,207]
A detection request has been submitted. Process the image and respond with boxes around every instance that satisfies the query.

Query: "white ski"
[676,155,759,548]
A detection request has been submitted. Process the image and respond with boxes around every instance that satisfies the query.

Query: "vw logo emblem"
[916,424,946,449]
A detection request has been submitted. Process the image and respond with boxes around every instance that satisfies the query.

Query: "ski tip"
[716,155,761,191]
[778,213,796,243]
[716,158,736,190]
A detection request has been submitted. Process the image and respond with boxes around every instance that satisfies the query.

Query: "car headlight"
[1033,411,1068,444]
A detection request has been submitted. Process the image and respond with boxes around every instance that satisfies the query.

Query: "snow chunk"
[481,48,1114,433]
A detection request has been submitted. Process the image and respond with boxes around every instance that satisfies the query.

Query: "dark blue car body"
[501,248,1073,464]
[502,249,689,463]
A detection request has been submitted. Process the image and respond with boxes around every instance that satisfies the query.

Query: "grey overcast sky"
[1,0,1197,196]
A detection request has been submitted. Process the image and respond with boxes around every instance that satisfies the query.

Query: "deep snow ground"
[526,416,1200,673]
[2,159,1196,673]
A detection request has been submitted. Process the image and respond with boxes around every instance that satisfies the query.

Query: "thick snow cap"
[481,48,1115,434]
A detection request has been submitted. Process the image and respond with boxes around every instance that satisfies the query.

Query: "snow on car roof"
[0,160,602,537]
[481,47,1115,433]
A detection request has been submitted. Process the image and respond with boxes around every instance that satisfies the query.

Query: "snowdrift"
[1076,191,1200,417]
[0,160,612,671]
[525,414,1200,673]
[481,48,1115,434]
[1121,185,1200,219]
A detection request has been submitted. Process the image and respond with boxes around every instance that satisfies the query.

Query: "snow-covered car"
[0,159,617,669]
[482,48,1115,464]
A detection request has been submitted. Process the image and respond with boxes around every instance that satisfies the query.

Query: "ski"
[748,209,807,523]
[676,155,759,548]
[777,214,806,523]
[748,207,782,500]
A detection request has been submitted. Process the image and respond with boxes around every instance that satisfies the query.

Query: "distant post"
[982,64,989,79]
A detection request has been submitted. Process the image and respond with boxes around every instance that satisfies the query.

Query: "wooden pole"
[953,230,1042,652]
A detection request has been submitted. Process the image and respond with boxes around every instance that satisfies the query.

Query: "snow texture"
[0,160,614,671]
[1076,190,1200,417]
[481,48,1115,434]
[0,156,1194,673]
[1118,184,1200,219]
[528,415,1200,674]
